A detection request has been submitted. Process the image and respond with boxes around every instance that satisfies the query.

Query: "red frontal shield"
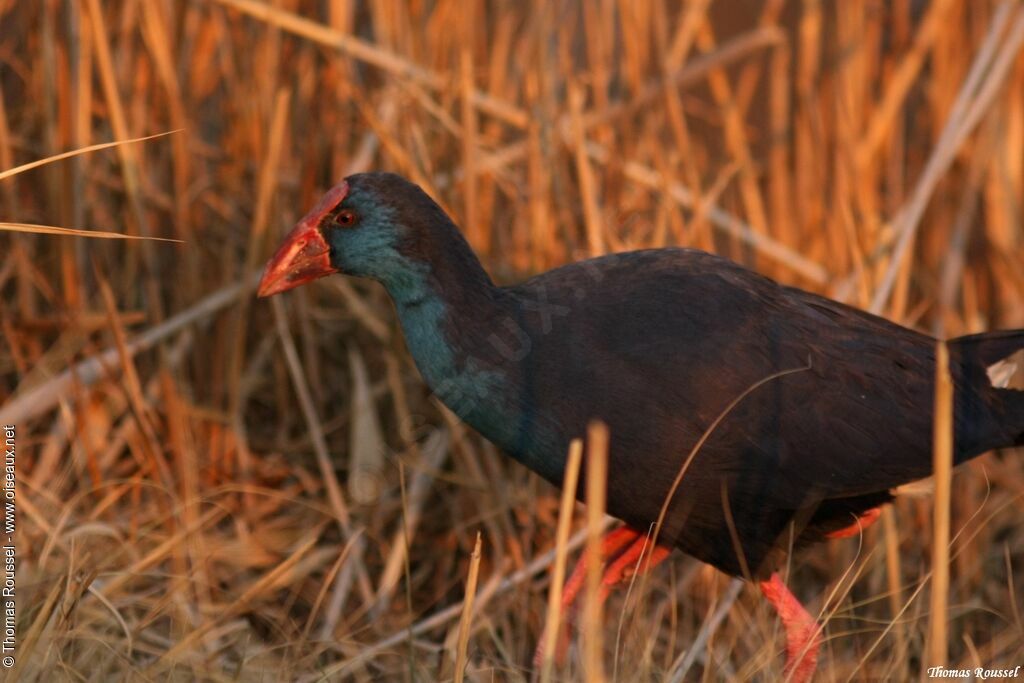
[257,182,349,297]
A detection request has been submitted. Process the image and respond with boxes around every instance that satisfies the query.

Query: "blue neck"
[384,267,560,479]
[392,281,470,390]
[389,267,503,411]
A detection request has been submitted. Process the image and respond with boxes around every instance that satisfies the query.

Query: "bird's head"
[257,172,443,297]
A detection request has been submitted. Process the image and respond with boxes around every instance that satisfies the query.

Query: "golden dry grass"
[1,1,1023,681]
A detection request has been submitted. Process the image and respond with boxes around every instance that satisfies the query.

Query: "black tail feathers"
[1002,386,1024,447]
[1003,388,1024,447]
[950,329,1024,447]
[951,329,1024,366]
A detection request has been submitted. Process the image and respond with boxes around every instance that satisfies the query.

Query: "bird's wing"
[509,249,940,505]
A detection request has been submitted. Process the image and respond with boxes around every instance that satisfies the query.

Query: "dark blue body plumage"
[260,172,1024,578]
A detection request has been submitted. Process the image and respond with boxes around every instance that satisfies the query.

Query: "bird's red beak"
[257,182,348,297]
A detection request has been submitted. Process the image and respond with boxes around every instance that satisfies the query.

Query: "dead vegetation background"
[1,0,1023,680]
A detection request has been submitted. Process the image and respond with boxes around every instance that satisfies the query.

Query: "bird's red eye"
[335,210,357,227]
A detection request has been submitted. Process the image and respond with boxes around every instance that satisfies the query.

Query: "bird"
[258,172,1024,681]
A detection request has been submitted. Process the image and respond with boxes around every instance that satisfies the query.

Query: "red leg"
[534,526,671,667]
[825,506,881,539]
[759,573,821,683]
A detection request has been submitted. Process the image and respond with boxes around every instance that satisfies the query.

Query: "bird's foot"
[759,573,822,683]
[533,526,671,667]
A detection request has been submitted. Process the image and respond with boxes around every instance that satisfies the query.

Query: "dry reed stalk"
[82,0,145,236]
[215,0,530,128]
[472,25,783,174]
[733,0,785,113]
[452,531,483,683]
[857,0,957,166]
[570,82,605,258]
[0,131,177,182]
[346,345,386,506]
[139,2,190,240]
[307,522,609,681]
[397,459,415,677]
[581,2,611,141]
[657,9,708,249]
[928,340,954,668]
[354,94,441,204]
[847,468,1024,677]
[270,296,371,599]
[583,421,609,683]
[583,141,828,283]
[228,87,290,419]
[83,0,158,321]
[92,503,230,600]
[458,0,480,252]
[0,82,16,214]
[160,369,214,645]
[696,21,770,240]
[870,2,1024,314]
[768,36,792,250]
[794,0,823,255]
[880,506,907,661]
[0,272,259,425]
[374,429,450,612]
[540,437,584,683]
[667,576,744,683]
[0,222,181,241]
[95,270,171,483]
[526,73,552,270]
[326,277,392,341]
[150,532,323,671]
[5,580,63,681]
[298,529,365,646]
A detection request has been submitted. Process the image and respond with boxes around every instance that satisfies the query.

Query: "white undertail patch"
[987,359,1017,388]
[987,349,1024,388]
[894,477,935,498]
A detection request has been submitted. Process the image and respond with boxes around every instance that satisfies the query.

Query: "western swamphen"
[258,172,1024,680]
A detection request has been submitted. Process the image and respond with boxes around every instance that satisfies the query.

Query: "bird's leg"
[824,506,881,539]
[759,573,821,683]
[534,526,671,666]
